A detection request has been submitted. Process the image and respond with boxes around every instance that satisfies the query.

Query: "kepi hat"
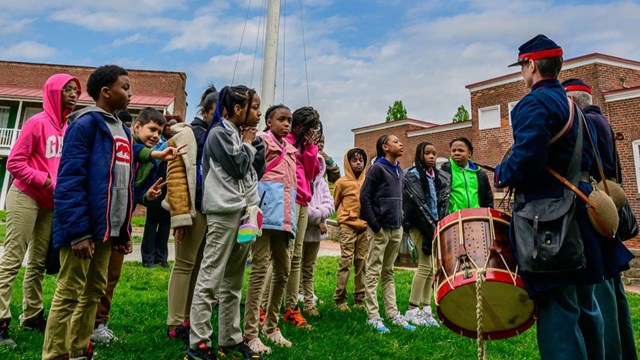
[562,78,592,94]
[509,34,563,67]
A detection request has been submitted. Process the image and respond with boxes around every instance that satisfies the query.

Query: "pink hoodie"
[285,133,320,206]
[7,73,81,210]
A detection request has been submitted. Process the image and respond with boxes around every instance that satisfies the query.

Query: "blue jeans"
[594,275,638,360]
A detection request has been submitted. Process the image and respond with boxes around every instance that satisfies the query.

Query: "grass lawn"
[1,257,640,359]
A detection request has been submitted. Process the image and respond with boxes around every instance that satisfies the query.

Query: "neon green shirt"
[448,158,481,213]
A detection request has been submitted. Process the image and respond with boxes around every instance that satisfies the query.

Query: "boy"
[332,147,369,311]
[92,107,177,343]
[42,65,133,360]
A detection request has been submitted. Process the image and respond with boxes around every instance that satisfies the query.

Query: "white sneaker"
[297,292,322,305]
[91,323,118,343]
[405,308,428,326]
[263,328,292,348]
[390,314,416,331]
[246,337,272,354]
[421,306,440,327]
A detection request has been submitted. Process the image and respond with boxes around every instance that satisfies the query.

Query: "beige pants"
[167,211,207,326]
[42,240,112,360]
[189,211,249,348]
[0,186,53,324]
[300,241,321,309]
[94,249,124,326]
[243,229,291,338]
[283,204,308,309]
[333,225,368,305]
[364,227,402,320]
[408,228,434,307]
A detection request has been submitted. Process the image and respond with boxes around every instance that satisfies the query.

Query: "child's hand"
[242,126,257,144]
[114,240,133,255]
[153,144,187,161]
[72,239,94,259]
[145,177,168,202]
[174,227,187,244]
[319,222,328,235]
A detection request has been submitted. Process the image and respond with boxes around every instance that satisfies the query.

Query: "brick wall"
[0,61,188,118]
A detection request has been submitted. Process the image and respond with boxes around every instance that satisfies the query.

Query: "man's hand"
[145,177,168,202]
[174,227,187,244]
[72,239,94,259]
[152,144,187,161]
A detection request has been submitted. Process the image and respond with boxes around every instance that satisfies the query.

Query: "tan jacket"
[162,123,198,227]
[333,148,368,232]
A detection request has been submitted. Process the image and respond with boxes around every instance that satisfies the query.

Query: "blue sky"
[1,0,639,163]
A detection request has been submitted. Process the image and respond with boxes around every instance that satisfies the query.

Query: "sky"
[1,0,640,164]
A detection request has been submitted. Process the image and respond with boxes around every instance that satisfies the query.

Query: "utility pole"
[260,0,280,116]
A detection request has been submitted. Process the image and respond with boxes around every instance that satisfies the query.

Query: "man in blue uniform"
[494,34,633,359]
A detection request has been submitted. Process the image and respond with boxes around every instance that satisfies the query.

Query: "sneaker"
[0,318,16,347]
[421,306,440,327]
[404,308,428,327]
[297,292,304,304]
[244,337,271,355]
[258,307,266,327]
[156,261,170,268]
[303,306,320,317]
[91,323,118,343]
[282,307,312,329]
[52,356,70,360]
[22,311,47,332]
[70,341,94,360]
[185,342,217,360]
[262,328,292,348]
[367,317,390,333]
[390,314,416,331]
[218,341,262,360]
[335,302,351,312]
[168,324,190,341]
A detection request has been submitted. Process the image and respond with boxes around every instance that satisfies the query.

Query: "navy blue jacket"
[53,111,134,249]
[191,117,208,212]
[584,105,619,181]
[360,158,404,233]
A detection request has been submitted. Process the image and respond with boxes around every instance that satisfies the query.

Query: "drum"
[433,208,535,340]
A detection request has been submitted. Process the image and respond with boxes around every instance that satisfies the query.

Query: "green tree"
[385,100,408,122]
[452,105,470,123]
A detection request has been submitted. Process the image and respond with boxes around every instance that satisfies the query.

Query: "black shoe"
[22,311,47,332]
[143,262,157,268]
[0,318,16,347]
[185,342,217,360]
[218,341,263,360]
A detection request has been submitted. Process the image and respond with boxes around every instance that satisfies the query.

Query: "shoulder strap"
[264,149,286,175]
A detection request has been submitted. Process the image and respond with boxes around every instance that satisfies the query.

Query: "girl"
[280,106,322,329]
[186,85,265,360]
[164,89,218,341]
[402,142,450,327]
[360,135,415,333]
[243,104,297,353]
[440,137,493,214]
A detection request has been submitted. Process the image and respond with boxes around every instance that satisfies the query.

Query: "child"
[92,107,175,343]
[0,74,80,347]
[165,89,218,341]
[440,137,493,214]
[332,147,369,311]
[42,65,133,360]
[360,134,415,333]
[317,134,341,183]
[186,85,265,360]
[244,104,297,353]
[402,142,450,327]
[281,106,322,328]
[300,154,335,316]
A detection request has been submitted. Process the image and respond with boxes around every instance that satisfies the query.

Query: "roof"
[0,84,175,107]
[351,118,437,134]
[603,85,640,103]
[0,60,187,78]
[465,53,640,92]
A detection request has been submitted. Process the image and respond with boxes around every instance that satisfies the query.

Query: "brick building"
[353,53,640,215]
[0,60,188,209]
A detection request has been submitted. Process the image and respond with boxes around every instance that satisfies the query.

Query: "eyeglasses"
[62,87,80,95]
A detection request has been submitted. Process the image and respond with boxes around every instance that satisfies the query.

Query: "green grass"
[130,216,146,228]
[0,224,5,245]
[1,257,639,359]
[0,210,6,222]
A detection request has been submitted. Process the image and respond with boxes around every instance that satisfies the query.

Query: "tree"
[385,100,407,122]
[452,105,470,123]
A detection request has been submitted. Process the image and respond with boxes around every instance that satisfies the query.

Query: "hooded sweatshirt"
[333,148,368,232]
[7,73,81,210]
[285,133,320,206]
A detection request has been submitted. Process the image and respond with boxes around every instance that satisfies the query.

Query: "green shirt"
[448,158,481,213]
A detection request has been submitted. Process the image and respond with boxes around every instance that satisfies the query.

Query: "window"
[632,140,640,194]
[0,107,10,129]
[508,101,519,125]
[21,107,41,128]
[478,105,501,130]
[436,156,448,170]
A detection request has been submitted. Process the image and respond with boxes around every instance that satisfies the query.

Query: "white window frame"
[508,101,519,125]
[478,105,501,130]
[632,139,640,194]
[0,106,10,129]
[20,107,41,128]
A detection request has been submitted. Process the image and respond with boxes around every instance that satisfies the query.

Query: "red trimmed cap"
[562,78,592,94]
[508,34,563,67]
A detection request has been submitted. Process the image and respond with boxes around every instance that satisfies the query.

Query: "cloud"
[0,15,34,35]
[0,41,55,60]
[112,33,155,47]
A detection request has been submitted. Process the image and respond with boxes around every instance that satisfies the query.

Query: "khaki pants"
[300,241,321,309]
[42,240,111,360]
[167,211,207,326]
[364,227,402,320]
[0,186,53,324]
[333,225,368,305]
[94,249,124,326]
[408,228,434,307]
[244,230,291,338]
[283,204,308,309]
[189,212,249,348]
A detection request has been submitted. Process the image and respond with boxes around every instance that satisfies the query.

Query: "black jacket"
[191,117,209,212]
[359,159,404,233]
[440,161,494,210]
[402,167,450,255]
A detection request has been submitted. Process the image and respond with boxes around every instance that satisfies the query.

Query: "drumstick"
[474,162,495,173]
